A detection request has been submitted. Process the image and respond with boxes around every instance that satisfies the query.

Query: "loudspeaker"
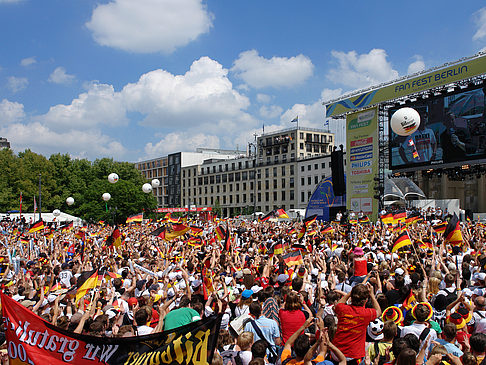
[331,150,345,196]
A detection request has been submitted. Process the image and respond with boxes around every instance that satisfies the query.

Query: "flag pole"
[38,173,42,222]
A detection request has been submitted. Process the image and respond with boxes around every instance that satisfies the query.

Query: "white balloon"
[390,107,421,136]
[142,183,153,193]
[53,209,61,217]
[108,173,119,184]
[66,197,74,206]
[102,193,111,202]
[151,179,160,188]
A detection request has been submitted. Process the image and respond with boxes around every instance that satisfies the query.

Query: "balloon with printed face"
[66,197,74,206]
[142,183,152,193]
[102,193,111,202]
[108,173,119,184]
[151,179,160,188]
[390,107,420,136]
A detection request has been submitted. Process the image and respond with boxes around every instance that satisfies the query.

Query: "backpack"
[373,342,388,365]
[443,288,457,305]
[220,349,243,365]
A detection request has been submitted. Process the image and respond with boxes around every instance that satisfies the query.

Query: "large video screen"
[389,85,486,170]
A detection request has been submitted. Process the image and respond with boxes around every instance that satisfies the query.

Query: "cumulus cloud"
[320,88,343,103]
[7,76,28,93]
[1,122,127,159]
[231,50,314,89]
[39,82,128,130]
[256,93,272,104]
[407,56,426,75]
[122,56,252,129]
[327,49,399,89]
[144,132,220,158]
[86,0,213,53]
[473,7,486,41]
[259,105,283,119]
[0,99,25,123]
[48,66,76,84]
[20,57,36,67]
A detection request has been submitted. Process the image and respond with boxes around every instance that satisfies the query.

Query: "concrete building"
[0,137,10,149]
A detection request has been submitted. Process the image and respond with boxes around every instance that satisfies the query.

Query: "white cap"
[47,294,57,303]
[251,285,263,294]
[395,268,405,276]
[311,268,319,276]
[224,277,233,285]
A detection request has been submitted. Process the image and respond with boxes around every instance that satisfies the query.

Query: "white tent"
[1,211,83,226]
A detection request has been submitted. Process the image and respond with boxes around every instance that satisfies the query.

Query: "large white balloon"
[108,173,119,184]
[151,179,160,188]
[142,183,153,193]
[53,209,61,217]
[66,197,74,206]
[390,107,420,136]
[102,193,111,202]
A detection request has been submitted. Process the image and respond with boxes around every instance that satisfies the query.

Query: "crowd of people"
[0,208,486,365]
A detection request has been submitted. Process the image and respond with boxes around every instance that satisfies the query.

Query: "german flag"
[402,289,416,310]
[126,213,143,224]
[307,229,317,236]
[61,222,73,233]
[187,237,204,247]
[297,214,318,239]
[28,220,44,233]
[286,227,296,236]
[444,214,463,246]
[392,231,413,253]
[322,225,334,234]
[172,223,190,235]
[381,213,394,225]
[150,226,166,239]
[165,213,179,224]
[419,239,433,250]
[358,216,370,224]
[74,230,85,241]
[282,251,303,266]
[75,269,99,303]
[331,243,338,251]
[276,208,290,219]
[108,226,122,248]
[190,226,204,236]
[20,236,29,244]
[272,243,283,255]
[215,226,227,241]
[260,211,275,222]
[292,243,307,252]
[103,271,122,280]
[223,228,231,251]
[433,221,447,234]
[393,210,407,225]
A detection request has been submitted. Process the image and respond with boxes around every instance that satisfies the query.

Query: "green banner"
[346,107,378,221]
[326,55,486,117]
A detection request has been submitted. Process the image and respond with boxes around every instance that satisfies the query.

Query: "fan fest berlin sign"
[346,107,378,221]
[325,54,486,117]
[1,292,221,364]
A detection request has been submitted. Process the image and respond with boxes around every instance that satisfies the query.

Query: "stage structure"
[324,52,486,221]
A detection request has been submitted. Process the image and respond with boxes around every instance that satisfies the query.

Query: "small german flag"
[444,214,463,246]
[276,208,290,219]
[190,226,204,236]
[282,251,303,266]
[75,269,99,303]
[286,227,296,236]
[393,210,407,225]
[392,231,413,253]
[322,225,334,234]
[215,226,227,241]
[381,213,394,225]
[433,222,447,234]
[402,289,416,310]
[187,237,204,247]
[150,226,166,239]
[126,213,143,224]
[297,214,318,239]
[358,216,370,224]
[28,220,44,233]
[74,230,85,241]
[20,236,29,244]
[61,222,73,233]
[273,243,283,255]
[260,211,275,222]
[419,239,433,250]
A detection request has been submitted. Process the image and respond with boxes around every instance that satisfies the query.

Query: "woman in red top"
[353,247,368,277]
[279,291,306,345]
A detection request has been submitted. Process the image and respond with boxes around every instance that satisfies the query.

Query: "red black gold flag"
[381,213,394,225]
[392,231,413,253]
[28,220,44,233]
[215,226,226,241]
[272,243,283,255]
[150,226,166,239]
[276,208,290,219]
[260,211,275,222]
[282,251,303,266]
[433,221,447,234]
[126,213,143,224]
[444,214,463,246]
[393,210,407,225]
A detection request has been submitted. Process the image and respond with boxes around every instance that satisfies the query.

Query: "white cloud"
[20,57,36,67]
[327,49,399,89]
[473,7,486,41]
[7,76,28,93]
[86,0,213,53]
[39,82,128,130]
[231,50,314,89]
[48,66,75,84]
[259,105,283,119]
[0,122,127,159]
[122,56,252,130]
[144,132,219,158]
[0,99,25,123]
[407,56,426,75]
[320,88,343,103]
[256,93,272,104]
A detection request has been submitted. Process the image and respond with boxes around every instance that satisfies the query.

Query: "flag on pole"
[444,214,463,246]
[392,231,413,253]
[433,221,447,234]
[126,213,143,224]
[28,220,44,233]
[282,251,303,266]
[33,196,37,215]
[75,269,99,303]
[290,116,298,123]
[276,208,289,219]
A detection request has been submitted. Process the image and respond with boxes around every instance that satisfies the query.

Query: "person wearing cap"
[235,289,254,317]
[350,247,367,285]
[367,320,397,364]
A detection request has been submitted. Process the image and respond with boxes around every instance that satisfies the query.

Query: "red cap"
[127,297,138,307]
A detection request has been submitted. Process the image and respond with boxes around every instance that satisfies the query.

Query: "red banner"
[156,207,212,213]
[1,292,221,364]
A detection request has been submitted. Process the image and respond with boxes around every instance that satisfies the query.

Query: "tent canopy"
[384,176,426,201]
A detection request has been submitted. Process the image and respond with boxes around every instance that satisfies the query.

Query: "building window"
[301,166,304,172]
[301,177,305,185]
[308,176,311,185]
[290,177,294,188]
[265,168,269,178]
[265,192,269,201]
[281,166,286,176]
[300,132,304,139]
[273,167,277,177]
[329,136,333,142]
[265,180,269,189]
[314,176,319,184]
[282,178,286,188]
[290,165,294,175]
[300,143,304,149]
[282,191,286,200]
[273,192,277,201]
[258,193,261,202]
[307,165,311,171]
[273,179,277,189]
[301,191,305,201]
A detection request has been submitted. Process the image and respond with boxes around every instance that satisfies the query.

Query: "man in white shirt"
[59,263,73,288]
[401,303,437,356]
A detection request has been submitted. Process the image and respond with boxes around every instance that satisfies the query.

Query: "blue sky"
[1,0,486,161]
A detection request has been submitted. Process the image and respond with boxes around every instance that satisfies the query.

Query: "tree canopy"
[0,149,157,224]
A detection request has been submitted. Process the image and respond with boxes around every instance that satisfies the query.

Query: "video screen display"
[389,85,486,170]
